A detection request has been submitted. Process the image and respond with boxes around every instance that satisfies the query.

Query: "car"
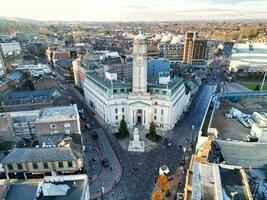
[80,114,86,120]
[102,159,109,168]
[92,131,98,140]
[85,123,91,130]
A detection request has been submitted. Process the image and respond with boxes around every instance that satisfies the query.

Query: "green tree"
[149,121,157,138]
[116,118,129,139]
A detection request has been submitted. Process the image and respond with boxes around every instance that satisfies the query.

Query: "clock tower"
[132,33,148,93]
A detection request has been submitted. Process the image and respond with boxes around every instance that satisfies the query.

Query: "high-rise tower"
[132,33,147,93]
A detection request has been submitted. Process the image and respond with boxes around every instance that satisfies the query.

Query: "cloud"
[173,8,235,13]
[126,5,153,9]
[206,0,265,4]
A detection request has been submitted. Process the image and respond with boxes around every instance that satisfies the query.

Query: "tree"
[255,84,260,91]
[116,118,129,139]
[156,174,169,192]
[149,121,157,138]
[151,191,163,200]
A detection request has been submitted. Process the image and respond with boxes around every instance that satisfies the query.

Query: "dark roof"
[6,71,24,81]
[1,145,82,164]
[55,58,72,68]
[6,87,57,99]
[5,184,38,200]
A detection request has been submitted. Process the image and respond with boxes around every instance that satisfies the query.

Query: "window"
[50,124,57,129]
[43,162,48,169]
[115,116,118,120]
[17,164,23,170]
[68,161,73,168]
[154,109,157,114]
[155,102,158,105]
[32,163,38,169]
[122,115,125,120]
[120,88,124,92]
[64,123,71,128]
[115,108,118,114]
[122,108,125,113]
[58,162,64,168]
[161,109,164,115]
[7,164,13,170]
[154,116,157,120]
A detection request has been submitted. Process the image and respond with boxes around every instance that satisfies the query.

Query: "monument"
[128,128,145,152]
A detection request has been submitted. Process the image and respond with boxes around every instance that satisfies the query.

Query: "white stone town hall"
[82,33,190,130]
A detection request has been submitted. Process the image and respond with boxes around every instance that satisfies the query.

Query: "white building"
[229,43,267,72]
[83,33,190,130]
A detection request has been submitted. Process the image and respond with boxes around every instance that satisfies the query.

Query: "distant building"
[0,78,9,94]
[0,105,81,140]
[229,43,267,72]
[54,58,74,83]
[45,48,70,66]
[6,71,27,88]
[73,54,102,89]
[158,43,184,62]
[2,87,69,112]
[15,32,38,42]
[183,32,207,65]
[147,59,170,82]
[16,64,52,78]
[33,75,60,90]
[0,174,90,200]
[0,42,23,75]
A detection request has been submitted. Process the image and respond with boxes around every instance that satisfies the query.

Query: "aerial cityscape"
[0,0,267,200]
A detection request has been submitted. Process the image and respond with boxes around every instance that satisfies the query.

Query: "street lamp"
[260,70,266,91]
[191,124,195,143]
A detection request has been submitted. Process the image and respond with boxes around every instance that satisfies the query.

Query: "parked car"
[102,159,109,168]
[92,131,98,140]
[80,114,86,120]
[85,123,91,130]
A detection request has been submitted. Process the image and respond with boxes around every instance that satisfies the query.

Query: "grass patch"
[242,83,267,91]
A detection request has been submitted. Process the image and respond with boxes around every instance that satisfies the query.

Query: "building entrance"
[136,109,143,125]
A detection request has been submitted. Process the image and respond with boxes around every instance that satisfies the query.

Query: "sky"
[1,0,267,21]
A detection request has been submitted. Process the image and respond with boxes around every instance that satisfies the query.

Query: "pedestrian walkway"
[68,87,123,199]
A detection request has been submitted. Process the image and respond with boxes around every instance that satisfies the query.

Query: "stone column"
[133,109,135,126]
[23,172,27,180]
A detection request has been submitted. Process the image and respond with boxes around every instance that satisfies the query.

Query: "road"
[65,87,123,199]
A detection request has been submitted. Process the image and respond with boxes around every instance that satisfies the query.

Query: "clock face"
[137,59,143,67]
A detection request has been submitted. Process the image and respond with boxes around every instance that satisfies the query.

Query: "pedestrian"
[110,166,112,171]
[179,145,182,149]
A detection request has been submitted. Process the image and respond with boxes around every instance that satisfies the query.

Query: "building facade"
[0,105,81,140]
[83,34,190,130]
[183,32,207,65]
[158,43,184,62]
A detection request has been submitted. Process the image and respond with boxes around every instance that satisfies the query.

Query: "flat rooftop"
[5,183,39,200]
[206,91,267,141]
[192,162,252,200]
[36,105,78,123]
[1,175,88,200]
